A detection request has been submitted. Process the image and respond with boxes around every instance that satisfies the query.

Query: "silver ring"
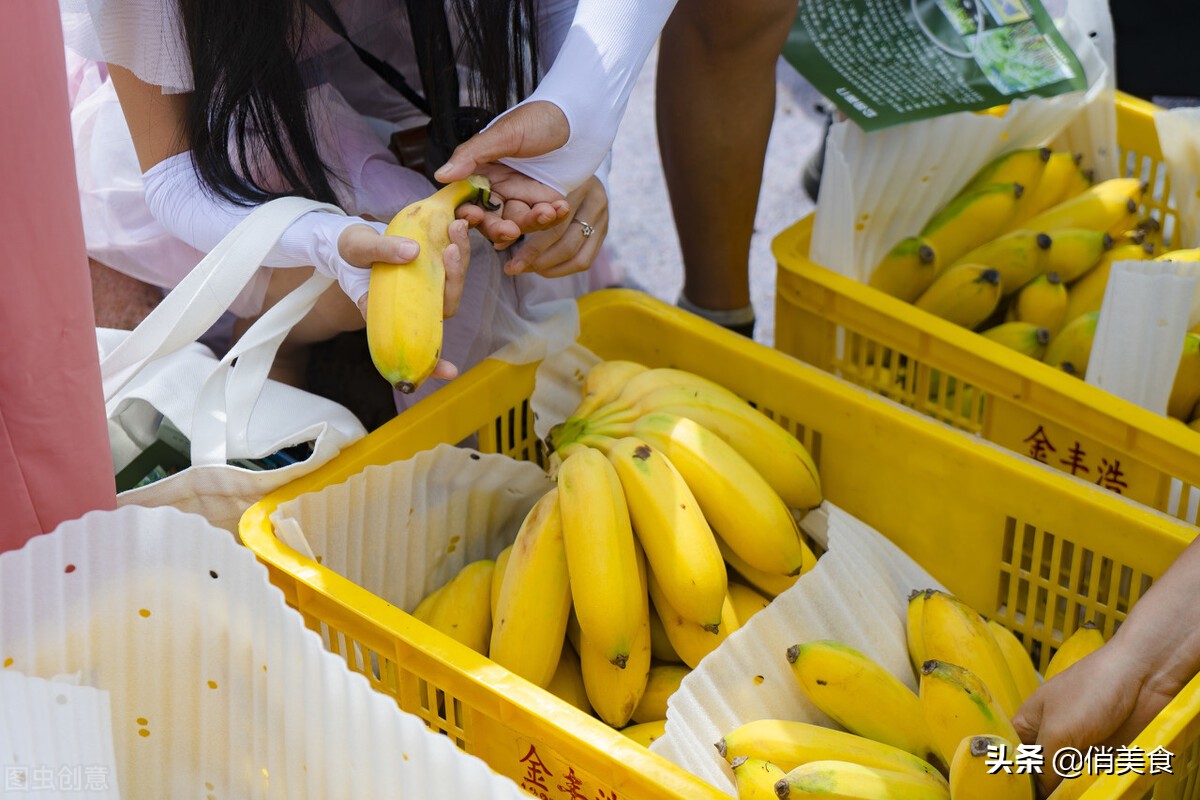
[574,218,595,238]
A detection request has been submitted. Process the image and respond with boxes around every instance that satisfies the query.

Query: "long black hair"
[179,0,540,205]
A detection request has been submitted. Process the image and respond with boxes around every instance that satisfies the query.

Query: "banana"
[728,581,772,624]
[1009,272,1067,336]
[949,735,1035,800]
[573,360,650,420]
[1016,177,1144,238]
[579,546,651,727]
[649,606,684,663]
[920,182,1027,265]
[1156,248,1200,263]
[490,489,572,688]
[1169,334,1200,421]
[719,537,804,598]
[620,719,666,748]
[631,664,691,724]
[919,660,1022,767]
[965,147,1052,195]
[490,544,512,619]
[419,559,495,655]
[786,640,943,770]
[1044,312,1099,377]
[776,760,951,800]
[413,584,444,624]
[717,719,948,784]
[1040,229,1113,283]
[730,756,788,800]
[1006,152,1086,226]
[557,447,645,667]
[870,237,943,302]
[914,264,1003,329]
[980,322,1051,359]
[546,641,594,716]
[906,589,934,677]
[367,175,490,393]
[649,573,739,669]
[1044,621,1105,680]
[1063,241,1154,322]
[951,230,1051,291]
[986,620,1041,704]
[921,591,1023,718]
[605,437,727,628]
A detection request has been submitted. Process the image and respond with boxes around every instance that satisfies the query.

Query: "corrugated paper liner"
[650,504,948,796]
[811,6,1117,282]
[270,445,552,615]
[1156,108,1200,249]
[0,505,530,800]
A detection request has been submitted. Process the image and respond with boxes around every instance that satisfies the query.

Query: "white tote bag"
[100,197,367,533]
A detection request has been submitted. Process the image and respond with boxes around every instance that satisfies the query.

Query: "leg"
[656,0,798,319]
[89,258,163,330]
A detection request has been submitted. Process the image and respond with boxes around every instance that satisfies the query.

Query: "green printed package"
[783,0,1086,131]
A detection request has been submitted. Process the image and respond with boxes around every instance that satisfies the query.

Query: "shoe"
[802,108,834,204]
[676,293,756,339]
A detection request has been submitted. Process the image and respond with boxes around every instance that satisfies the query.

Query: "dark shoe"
[803,108,835,204]
[676,294,756,339]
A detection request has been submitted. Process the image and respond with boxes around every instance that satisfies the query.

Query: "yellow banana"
[906,589,934,678]
[1063,242,1154,322]
[1044,312,1099,377]
[605,437,727,629]
[1168,334,1200,421]
[730,756,788,800]
[649,573,738,669]
[367,175,490,393]
[920,182,1027,265]
[965,147,1052,195]
[490,544,512,619]
[1044,621,1105,681]
[914,264,1004,329]
[490,489,572,688]
[1006,151,1086,227]
[579,546,651,727]
[949,735,1035,800]
[980,322,1051,359]
[1016,177,1144,237]
[919,659,1022,767]
[557,447,645,667]
[620,719,666,748]
[413,584,444,624]
[649,606,684,663]
[952,230,1051,291]
[777,761,950,800]
[546,642,593,716]
[1040,228,1113,282]
[787,640,943,770]
[1156,247,1200,263]
[986,620,1041,704]
[728,581,772,624]
[921,591,1023,718]
[631,663,691,724]
[419,559,494,655]
[869,237,943,302]
[573,360,650,420]
[719,537,804,598]
[1009,272,1067,336]
[717,719,948,785]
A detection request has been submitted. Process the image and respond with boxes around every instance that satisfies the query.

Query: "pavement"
[604,50,829,345]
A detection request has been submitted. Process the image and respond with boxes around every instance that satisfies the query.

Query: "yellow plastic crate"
[775,92,1200,526]
[241,290,1200,800]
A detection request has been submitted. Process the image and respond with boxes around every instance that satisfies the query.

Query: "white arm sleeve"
[497,0,678,195]
[143,152,382,305]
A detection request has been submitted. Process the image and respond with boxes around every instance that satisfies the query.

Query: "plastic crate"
[774,91,1200,527]
[241,290,1200,800]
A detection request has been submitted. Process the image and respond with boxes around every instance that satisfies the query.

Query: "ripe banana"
[1157,248,1200,263]
[730,756,787,800]
[605,437,727,629]
[728,581,772,624]
[573,360,650,420]
[986,620,1041,704]
[367,175,490,392]
[870,237,943,302]
[579,546,651,727]
[557,447,645,667]
[413,584,444,624]
[490,489,572,688]
[568,367,728,432]
[920,182,1027,265]
[546,641,593,716]
[965,147,1052,195]
[1006,151,1087,226]
[949,735,1035,800]
[921,591,1023,717]
[631,663,691,724]
[1040,228,1113,283]
[718,537,804,598]
[417,559,494,655]
[1017,177,1144,237]
[649,606,684,663]
[981,322,1051,359]
[649,572,738,669]
[906,589,934,677]
[1044,621,1105,681]
[620,719,666,748]
[717,719,948,784]
[786,640,943,770]
[1009,272,1067,336]
[919,660,1022,767]
[1044,312,1099,377]
[1063,241,1154,322]
[914,264,1004,329]
[1168,333,1200,421]
[952,230,1051,291]
[776,760,950,800]
[490,544,512,619]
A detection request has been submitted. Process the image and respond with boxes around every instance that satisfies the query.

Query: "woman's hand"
[342,219,471,381]
[503,177,608,278]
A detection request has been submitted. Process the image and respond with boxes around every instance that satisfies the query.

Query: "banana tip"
[981,268,1001,285]
[785,644,801,664]
[1103,232,1114,250]
[1036,232,1052,250]
[611,654,629,669]
[1036,328,1051,346]
[774,778,791,799]
[730,756,748,770]
[702,622,721,635]
[395,381,418,394]
[920,659,940,675]
[970,736,993,757]
[715,739,728,758]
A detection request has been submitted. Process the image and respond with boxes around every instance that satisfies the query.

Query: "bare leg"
[89,259,162,330]
[656,0,798,314]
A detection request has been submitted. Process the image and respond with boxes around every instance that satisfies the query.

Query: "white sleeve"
[496,0,678,195]
[60,0,195,94]
[143,152,382,304]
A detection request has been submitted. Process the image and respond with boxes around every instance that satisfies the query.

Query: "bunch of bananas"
[719,589,1107,799]
[869,147,1200,425]
[408,361,822,740]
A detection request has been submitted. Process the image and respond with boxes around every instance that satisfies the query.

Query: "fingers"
[442,219,470,318]
[1012,694,1044,746]
[433,101,570,184]
[431,359,459,381]
[339,223,419,268]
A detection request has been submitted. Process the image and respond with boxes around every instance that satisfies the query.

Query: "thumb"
[434,124,515,183]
